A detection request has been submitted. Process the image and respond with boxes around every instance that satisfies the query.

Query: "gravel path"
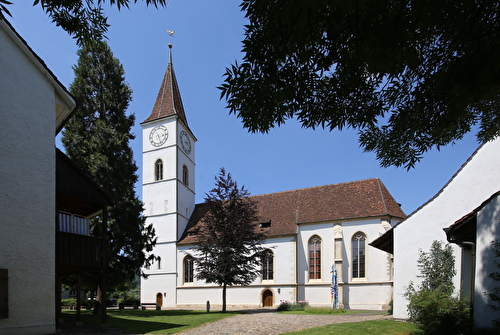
[60,310,393,335]
[175,311,392,335]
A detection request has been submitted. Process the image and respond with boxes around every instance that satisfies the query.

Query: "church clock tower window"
[155,159,163,181]
[182,165,189,186]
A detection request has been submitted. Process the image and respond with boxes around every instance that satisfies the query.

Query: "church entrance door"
[262,289,273,307]
[156,293,163,307]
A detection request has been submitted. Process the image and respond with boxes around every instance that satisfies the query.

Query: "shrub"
[406,288,470,335]
[404,240,471,334]
[276,300,309,311]
[61,298,76,307]
[277,300,292,311]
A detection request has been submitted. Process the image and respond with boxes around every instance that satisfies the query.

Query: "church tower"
[140,44,196,307]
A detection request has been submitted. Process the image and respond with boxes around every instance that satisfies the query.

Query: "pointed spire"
[142,43,190,128]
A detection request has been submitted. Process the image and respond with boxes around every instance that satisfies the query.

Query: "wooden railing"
[57,231,106,271]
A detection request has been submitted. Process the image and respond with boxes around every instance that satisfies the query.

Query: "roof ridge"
[377,179,389,214]
[250,178,380,199]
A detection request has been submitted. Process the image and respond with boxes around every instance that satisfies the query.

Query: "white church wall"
[342,283,393,310]
[0,23,57,334]
[474,194,500,329]
[142,148,177,184]
[142,180,177,218]
[297,223,335,304]
[176,238,297,307]
[260,237,296,285]
[340,218,394,310]
[342,219,393,283]
[148,214,177,244]
[393,139,500,320]
[141,274,177,307]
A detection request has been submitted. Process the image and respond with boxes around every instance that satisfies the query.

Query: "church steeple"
[142,44,190,129]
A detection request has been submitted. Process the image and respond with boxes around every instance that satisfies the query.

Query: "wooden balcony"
[57,231,106,275]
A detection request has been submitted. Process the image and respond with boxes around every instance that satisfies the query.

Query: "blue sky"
[7,1,482,215]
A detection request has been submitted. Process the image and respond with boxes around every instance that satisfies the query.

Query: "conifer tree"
[62,40,157,306]
[193,168,265,312]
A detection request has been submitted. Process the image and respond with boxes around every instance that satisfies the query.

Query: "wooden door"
[156,293,163,307]
[263,290,273,307]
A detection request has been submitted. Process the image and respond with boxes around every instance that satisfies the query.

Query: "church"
[140,45,406,310]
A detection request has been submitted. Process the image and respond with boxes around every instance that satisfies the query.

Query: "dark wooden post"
[76,274,81,321]
[101,206,108,325]
[56,276,62,325]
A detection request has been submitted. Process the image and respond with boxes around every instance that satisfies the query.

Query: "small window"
[184,256,194,284]
[309,235,321,280]
[260,221,271,229]
[262,250,274,281]
[182,165,189,186]
[352,232,366,279]
[155,159,163,181]
[157,258,161,270]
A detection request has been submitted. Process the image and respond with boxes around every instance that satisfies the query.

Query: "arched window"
[352,232,366,279]
[261,249,274,281]
[184,255,194,284]
[155,159,163,181]
[182,165,189,186]
[308,235,321,280]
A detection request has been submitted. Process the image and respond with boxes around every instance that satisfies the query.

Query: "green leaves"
[222,0,500,169]
[63,40,157,287]
[193,168,265,288]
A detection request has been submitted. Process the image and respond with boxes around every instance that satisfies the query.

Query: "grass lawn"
[61,309,418,335]
[282,319,418,335]
[61,309,240,334]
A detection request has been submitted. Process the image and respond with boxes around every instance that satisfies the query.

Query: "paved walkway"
[176,310,392,335]
[60,310,392,335]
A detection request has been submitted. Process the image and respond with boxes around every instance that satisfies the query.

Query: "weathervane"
[167,29,175,47]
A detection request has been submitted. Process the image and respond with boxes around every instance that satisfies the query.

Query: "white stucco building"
[0,17,75,334]
[372,138,500,327]
[1,17,113,334]
[140,46,406,310]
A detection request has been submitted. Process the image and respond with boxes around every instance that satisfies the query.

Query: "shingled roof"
[178,178,406,245]
[141,45,190,129]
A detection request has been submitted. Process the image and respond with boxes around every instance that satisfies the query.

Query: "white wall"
[474,194,500,329]
[393,139,500,319]
[176,237,297,307]
[0,23,57,334]
[296,219,393,309]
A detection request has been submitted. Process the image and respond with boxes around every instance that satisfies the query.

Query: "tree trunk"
[222,283,227,313]
[93,284,102,315]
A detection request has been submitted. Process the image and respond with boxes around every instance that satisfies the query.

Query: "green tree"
[404,240,469,334]
[192,168,266,312]
[219,0,500,169]
[0,0,166,46]
[62,39,157,310]
[417,240,456,295]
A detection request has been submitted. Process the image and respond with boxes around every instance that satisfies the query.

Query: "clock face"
[149,125,168,147]
[180,130,192,154]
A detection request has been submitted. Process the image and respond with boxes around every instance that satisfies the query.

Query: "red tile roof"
[178,178,406,244]
[142,46,190,129]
